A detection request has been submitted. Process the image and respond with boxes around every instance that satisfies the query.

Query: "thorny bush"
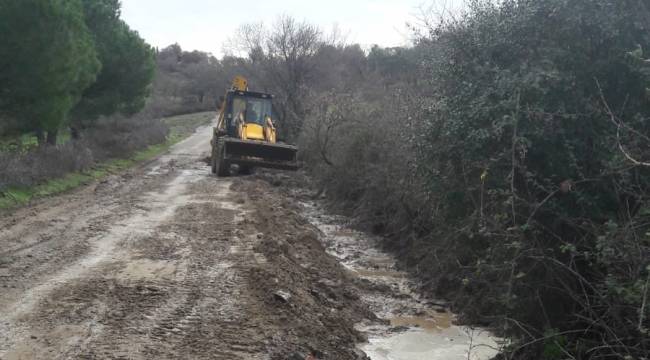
[301,0,650,359]
[417,0,650,358]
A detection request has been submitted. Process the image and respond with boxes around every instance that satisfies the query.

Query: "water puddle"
[301,202,501,360]
[390,314,452,331]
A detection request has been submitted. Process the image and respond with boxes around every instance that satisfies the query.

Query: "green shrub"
[413,0,650,357]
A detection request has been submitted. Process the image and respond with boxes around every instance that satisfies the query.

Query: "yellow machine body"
[231,76,248,91]
[240,123,265,141]
[211,77,298,176]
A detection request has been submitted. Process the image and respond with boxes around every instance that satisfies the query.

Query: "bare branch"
[596,79,650,167]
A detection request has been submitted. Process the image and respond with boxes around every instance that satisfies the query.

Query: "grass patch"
[164,111,215,143]
[0,112,213,211]
[0,129,72,152]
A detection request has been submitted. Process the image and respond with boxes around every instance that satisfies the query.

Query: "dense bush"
[0,116,168,192]
[82,116,168,161]
[144,44,227,118]
[411,1,650,358]
[0,143,93,190]
[298,1,650,358]
[298,87,425,230]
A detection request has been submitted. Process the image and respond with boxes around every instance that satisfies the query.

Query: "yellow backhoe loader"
[211,76,299,176]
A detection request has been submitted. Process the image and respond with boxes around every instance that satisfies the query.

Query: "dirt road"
[0,125,372,359]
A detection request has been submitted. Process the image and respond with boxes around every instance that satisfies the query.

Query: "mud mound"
[232,178,374,359]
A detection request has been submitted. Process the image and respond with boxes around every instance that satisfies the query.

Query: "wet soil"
[0,125,373,359]
[1,123,498,360]
[299,201,501,360]
[249,171,501,360]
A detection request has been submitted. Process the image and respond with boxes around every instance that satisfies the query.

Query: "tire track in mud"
[0,168,173,319]
[0,156,272,360]
[3,169,197,321]
[1,125,378,359]
[0,127,271,359]
[79,182,270,359]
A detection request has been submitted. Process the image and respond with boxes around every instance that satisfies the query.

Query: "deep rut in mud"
[299,200,501,360]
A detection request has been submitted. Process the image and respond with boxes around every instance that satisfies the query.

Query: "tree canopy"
[71,0,156,127]
[0,0,155,143]
[414,0,650,357]
[0,0,100,142]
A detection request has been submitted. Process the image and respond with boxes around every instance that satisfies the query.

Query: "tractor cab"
[222,90,275,142]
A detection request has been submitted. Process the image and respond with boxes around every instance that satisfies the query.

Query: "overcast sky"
[120,0,465,57]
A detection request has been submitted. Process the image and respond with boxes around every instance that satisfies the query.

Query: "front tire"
[214,143,229,177]
[211,146,218,174]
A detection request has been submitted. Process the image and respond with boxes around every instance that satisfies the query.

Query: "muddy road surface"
[0,125,373,359]
[0,124,500,360]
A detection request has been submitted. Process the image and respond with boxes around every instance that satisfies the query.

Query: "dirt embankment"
[231,178,376,359]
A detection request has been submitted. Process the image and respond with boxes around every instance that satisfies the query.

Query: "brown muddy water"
[301,202,502,360]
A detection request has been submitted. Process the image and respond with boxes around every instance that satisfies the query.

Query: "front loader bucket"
[222,138,299,171]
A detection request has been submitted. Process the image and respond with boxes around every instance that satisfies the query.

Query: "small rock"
[317,278,340,288]
[274,290,292,303]
[389,326,410,333]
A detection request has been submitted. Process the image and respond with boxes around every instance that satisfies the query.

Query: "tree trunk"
[35,129,45,146]
[70,126,81,140]
[46,130,58,146]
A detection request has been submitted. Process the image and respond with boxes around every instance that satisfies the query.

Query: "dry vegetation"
[219,2,650,359]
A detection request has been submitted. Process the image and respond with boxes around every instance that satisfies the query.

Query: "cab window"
[244,98,273,125]
[232,97,246,119]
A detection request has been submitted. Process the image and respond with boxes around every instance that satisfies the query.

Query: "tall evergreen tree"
[0,0,100,144]
[71,0,156,135]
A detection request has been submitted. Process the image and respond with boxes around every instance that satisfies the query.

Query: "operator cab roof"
[231,90,274,99]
